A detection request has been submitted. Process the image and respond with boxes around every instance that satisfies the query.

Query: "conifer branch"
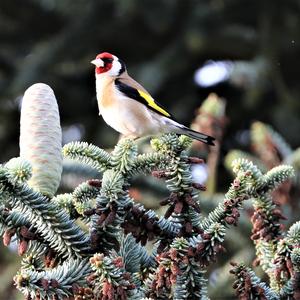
[200,159,254,231]
[230,263,280,299]
[286,221,300,245]
[63,141,111,172]
[225,149,267,174]
[278,246,300,298]
[119,234,153,274]
[21,242,52,271]
[129,152,168,175]
[111,138,138,174]
[1,83,299,299]
[145,237,210,299]
[123,203,180,245]
[5,157,32,183]
[88,253,141,299]
[53,179,101,219]
[262,165,294,192]
[90,170,132,253]
[151,134,204,240]
[14,258,91,299]
[0,167,90,258]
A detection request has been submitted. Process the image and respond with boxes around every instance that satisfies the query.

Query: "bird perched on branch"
[91,52,215,145]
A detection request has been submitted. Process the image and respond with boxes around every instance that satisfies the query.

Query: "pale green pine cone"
[19,83,63,197]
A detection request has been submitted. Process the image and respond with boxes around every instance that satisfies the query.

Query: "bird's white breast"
[95,76,163,137]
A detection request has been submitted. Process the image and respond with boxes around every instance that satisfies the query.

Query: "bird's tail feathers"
[174,124,215,145]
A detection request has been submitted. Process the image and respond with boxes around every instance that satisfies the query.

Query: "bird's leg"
[118,134,139,141]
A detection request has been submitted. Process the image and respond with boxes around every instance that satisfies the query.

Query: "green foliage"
[5,158,32,183]
[0,166,90,259]
[224,122,300,299]
[0,132,298,299]
[230,263,280,299]
[63,142,111,172]
[15,258,91,299]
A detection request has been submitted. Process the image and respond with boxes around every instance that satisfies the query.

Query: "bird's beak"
[91,58,104,67]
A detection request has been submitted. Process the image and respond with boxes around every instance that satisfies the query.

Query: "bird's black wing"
[115,79,174,119]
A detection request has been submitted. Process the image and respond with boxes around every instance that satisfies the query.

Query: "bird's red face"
[91,52,114,74]
[91,52,126,77]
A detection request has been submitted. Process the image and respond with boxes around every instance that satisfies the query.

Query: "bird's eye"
[102,58,113,63]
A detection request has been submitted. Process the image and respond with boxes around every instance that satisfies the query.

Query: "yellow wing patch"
[138,90,171,117]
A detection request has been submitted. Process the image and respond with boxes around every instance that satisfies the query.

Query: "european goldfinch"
[91,52,215,145]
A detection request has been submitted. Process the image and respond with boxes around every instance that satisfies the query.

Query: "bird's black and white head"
[91,52,126,77]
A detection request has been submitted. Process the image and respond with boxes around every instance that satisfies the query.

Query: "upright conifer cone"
[20,83,63,197]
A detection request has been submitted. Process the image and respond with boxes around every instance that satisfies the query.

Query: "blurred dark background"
[1,0,299,162]
[0,0,300,299]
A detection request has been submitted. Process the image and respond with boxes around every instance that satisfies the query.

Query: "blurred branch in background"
[191,93,226,194]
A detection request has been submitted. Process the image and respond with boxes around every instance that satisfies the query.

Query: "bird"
[91,52,215,145]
